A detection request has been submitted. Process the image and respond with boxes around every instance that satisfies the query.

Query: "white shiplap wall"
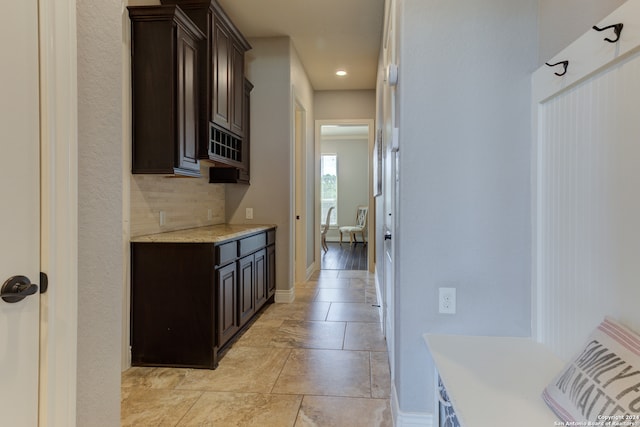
[533,0,640,359]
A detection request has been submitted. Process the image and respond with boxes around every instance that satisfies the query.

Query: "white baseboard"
[305,262,315,281]
[391,383,434,427]
[374,266,384,324]
[274,288,295,303]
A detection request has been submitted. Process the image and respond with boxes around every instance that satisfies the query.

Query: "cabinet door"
[128,6,203,177]
[267,244,276,297]
[238,254,255,326]
[176,25,200,175]
[211,13,231,130]
[230,41,244,137]
[254,249,267,309]
[217,262,238,347]
[237,78,253,183]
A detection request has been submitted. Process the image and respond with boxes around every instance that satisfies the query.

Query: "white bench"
[424,334,565,427]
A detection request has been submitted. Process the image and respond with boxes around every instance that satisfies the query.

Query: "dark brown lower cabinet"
[238,248,268,327]
[255,249,267,308]
[216,262,238,348]
[130,228,275,369]
[130,243,216,368]
[267,243,276,297]
[238,254,255,326]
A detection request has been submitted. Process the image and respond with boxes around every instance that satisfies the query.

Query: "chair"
[321,207,334,252]
[339,206,368,246]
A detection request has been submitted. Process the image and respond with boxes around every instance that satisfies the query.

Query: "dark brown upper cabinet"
[161,0,252,182]
[128,5,205,177]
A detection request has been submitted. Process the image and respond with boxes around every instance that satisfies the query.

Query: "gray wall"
[77,0,123,425]
[314,90,376,120]
[393,0,537,414]
[227,37,294,292]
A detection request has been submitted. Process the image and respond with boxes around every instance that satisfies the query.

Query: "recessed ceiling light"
[336,70,347,77]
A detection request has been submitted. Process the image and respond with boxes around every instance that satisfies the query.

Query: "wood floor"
[320,242,368,270]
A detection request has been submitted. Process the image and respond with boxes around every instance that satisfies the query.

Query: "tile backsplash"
[130,166,225,237]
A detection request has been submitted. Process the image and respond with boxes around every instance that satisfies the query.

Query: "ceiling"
[217,0,385,91]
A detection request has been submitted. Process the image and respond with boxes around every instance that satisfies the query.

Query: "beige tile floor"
[121,270,392,427]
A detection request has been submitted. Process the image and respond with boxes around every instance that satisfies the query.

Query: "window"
[321,154,338,225]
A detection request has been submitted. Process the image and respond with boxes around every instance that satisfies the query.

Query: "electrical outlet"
[245,208,253,220]
[439,287,456,314]
[207,208,213,220]
[159,211,166,226]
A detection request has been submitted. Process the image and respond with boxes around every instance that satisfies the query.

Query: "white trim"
[38,0,78,425]
[391,383,434,427]
[274,288,295,303]
[122,1,133,371]
[374,265,384,327]
[305,262,315,282]
[293,96,307,284]
[532,0,640,104]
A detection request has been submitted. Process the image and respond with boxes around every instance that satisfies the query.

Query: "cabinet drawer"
[267,229,275,245]
[239,233,266,257]
[215,241,237,266]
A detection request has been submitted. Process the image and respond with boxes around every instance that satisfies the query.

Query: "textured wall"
[76,0,123,425]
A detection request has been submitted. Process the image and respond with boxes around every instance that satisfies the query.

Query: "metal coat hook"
[545,60,569,77]
[592,23,623,43]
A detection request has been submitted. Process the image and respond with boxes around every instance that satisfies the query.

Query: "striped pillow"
[542,317,640,424]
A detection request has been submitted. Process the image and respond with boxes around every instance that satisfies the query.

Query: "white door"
[383,134,397,379]
[382,111,397,379]
[0,1,41,425]
[294,103,306,283]
[382,0,398,379]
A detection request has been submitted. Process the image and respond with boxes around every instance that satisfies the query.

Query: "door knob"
[1,275,38,303]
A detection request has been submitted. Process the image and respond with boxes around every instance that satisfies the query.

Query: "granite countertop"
[130,224,276,243]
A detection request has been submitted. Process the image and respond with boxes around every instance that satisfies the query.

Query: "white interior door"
[383,148,396,379]
[294,104,306,283]
[0,1,41,425]
[382,0,398,380]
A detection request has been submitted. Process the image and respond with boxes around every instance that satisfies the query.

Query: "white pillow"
[542,317,640,424]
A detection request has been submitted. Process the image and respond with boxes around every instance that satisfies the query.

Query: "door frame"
[314,119,375,272]
[293,100,307,284]
[38,0,79,424]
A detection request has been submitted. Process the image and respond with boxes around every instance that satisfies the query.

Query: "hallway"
[320,242,368,270]
[121,270,392,426]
